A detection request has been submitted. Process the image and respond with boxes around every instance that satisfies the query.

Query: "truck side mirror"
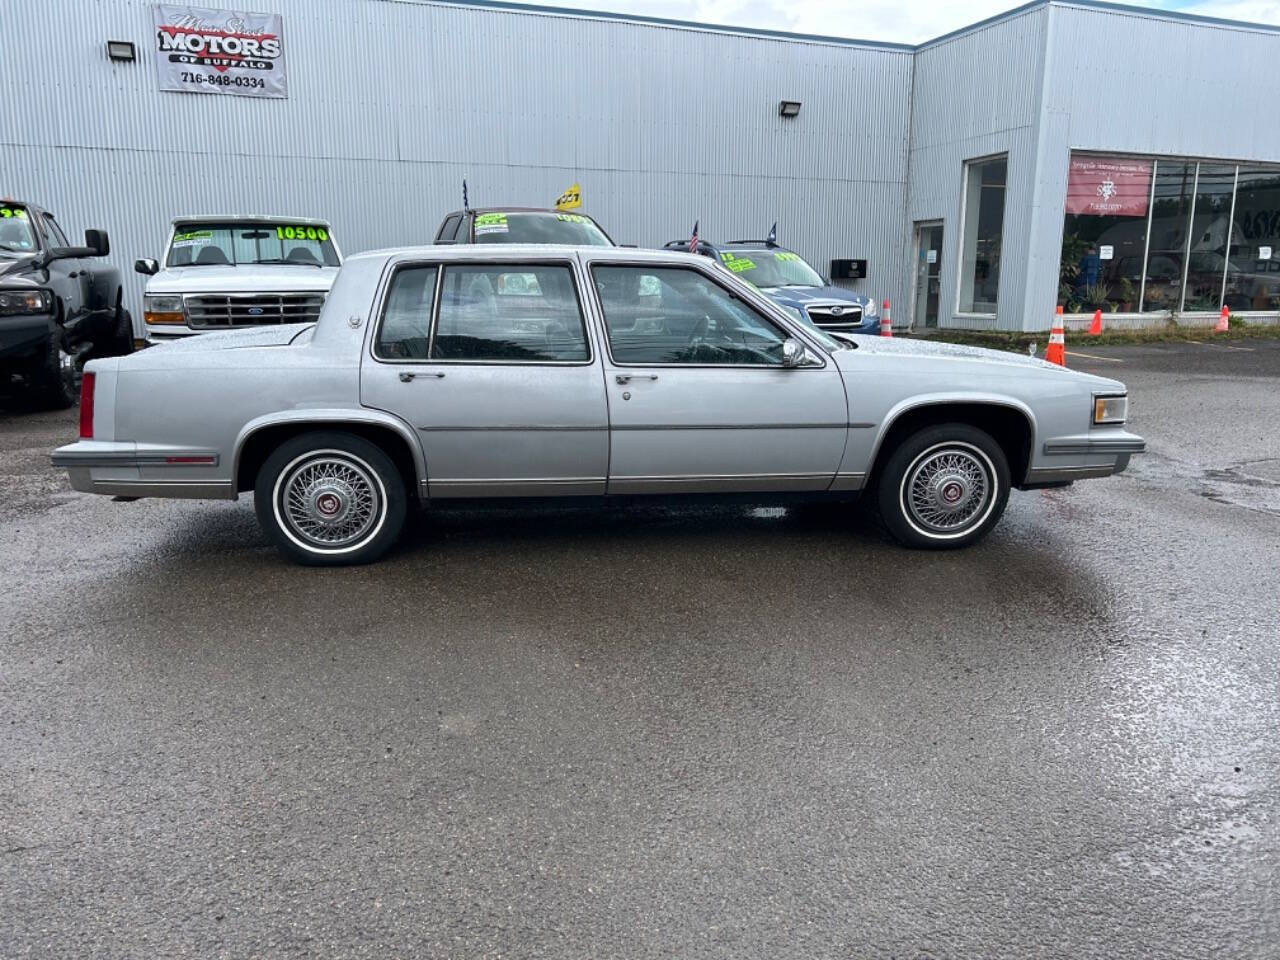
[134,258,160,276]
[84,229,110,257]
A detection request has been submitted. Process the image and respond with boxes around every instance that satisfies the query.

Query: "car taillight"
[79,372,95,439]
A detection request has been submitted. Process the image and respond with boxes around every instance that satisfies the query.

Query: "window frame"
[42,214,70,249]
[954,152,1010,319]
[434,214,462,244]
[587,261,827,370]
[370,257,595,366]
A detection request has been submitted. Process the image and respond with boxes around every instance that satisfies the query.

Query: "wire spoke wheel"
[277,453,383,550]
[901,442,996,537]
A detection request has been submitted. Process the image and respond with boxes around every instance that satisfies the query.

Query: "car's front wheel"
[254,432,407,566]
[875,423,1010,549]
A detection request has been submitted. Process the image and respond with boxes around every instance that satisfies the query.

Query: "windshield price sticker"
[720,253,756,273]
[475,213,509,236]
[275,225,329,242]
[556,214,588,224]
[171,229,213,248]
[774,251,801,262]
[0,206,28,219]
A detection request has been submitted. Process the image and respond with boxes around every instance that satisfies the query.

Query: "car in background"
[665,236,880,334]
[1,199,132,408]
[54,244,1144,566]
[133,216,342,343]
[434,207,615,246]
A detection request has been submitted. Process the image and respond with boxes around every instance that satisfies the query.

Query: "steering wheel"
[687,315,709,346]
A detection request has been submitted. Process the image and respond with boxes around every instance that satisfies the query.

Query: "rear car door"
[588,262,849,493]
[360,256,608,497]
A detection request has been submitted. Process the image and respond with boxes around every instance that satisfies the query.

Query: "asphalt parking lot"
[2,339,1278,959]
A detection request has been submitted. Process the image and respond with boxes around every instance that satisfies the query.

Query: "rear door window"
[428,263,589,362]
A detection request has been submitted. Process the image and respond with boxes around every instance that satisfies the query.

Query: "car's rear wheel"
[254,432,407,566]
[875,423,1010,549]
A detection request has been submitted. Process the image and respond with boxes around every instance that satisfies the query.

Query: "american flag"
[688,220,699,253]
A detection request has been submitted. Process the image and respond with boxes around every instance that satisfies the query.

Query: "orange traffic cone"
[1046,306,1066,366]
[880,299,892,337]
[1215,305,1230,333]
[1088,308,1102,336]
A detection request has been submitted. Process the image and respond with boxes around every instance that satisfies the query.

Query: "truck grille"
[806,304,864,328]
[184,293,326,328]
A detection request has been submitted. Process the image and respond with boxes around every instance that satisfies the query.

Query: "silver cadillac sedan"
[53,245,1144,565]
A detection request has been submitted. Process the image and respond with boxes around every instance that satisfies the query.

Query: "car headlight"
[1093,394,1128,425]
[144,294,185,325]
[864,298,878,318]
[0,289,53,315]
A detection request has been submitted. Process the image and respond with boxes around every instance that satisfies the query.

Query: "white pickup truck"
[133,216,342,343]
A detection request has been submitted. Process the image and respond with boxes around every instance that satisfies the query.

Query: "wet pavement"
[2,340,1277,959]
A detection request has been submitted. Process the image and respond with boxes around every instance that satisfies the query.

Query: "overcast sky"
[524,0,1280,44]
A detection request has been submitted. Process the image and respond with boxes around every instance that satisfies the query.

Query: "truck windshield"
[473,212,613,246]
[166,222,340,267]
[0,204,38,254]
[719,250,825,288]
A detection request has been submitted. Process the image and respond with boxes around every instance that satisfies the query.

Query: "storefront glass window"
[1226,166,1280,313]
[1060,153,1152,312]
[1183,164,1237,312]
[1060,151,1280,315]
[1140,162,1195,313]
[958,156,1007,315]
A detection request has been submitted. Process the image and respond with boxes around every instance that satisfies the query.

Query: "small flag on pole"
[555,182,581,210]
[462,179,470,212]
[688,220,699,253]
[767,222,777,245]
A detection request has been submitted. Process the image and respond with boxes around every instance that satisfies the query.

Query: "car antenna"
[462,179,471,214]
[767,222,777,247]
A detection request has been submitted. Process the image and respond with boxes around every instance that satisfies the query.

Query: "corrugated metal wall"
[0,0,914,328]
[906,6,1050,331]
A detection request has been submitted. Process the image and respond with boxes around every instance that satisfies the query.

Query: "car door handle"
[399,371,445,382]
[615,374,658,384]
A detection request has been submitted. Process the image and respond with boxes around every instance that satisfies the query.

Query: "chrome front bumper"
[1022,431,1146,486]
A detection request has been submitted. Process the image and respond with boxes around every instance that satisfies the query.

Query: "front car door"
[587,260,849,493]
[38,213,86,323]
[360,255,608,497]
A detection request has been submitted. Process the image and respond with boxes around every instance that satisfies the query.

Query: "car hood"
[147,322,315,352]
[759,284,871,306]
[0,254,42,284]
[833,334,1125,390]
[146,264,339,294]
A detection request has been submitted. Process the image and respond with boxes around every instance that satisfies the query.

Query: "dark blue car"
[663,235,881,334]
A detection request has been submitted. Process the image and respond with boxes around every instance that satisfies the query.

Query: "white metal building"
[4,0,1280,331]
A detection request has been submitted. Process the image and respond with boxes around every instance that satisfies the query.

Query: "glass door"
[913,221,943,329]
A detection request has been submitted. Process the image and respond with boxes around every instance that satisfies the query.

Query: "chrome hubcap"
[280,456,381,548]
[905,447,991,534]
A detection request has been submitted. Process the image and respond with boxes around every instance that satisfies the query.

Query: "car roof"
[348,243,707,265]
[2,199,47,216]
[169,214,333,226]
[442,207,601,217]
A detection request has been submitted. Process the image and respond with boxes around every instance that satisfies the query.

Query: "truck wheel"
[254,431,407,566]
[26,331,78,410]
[111,308,135,356]
[875,423,1010,549]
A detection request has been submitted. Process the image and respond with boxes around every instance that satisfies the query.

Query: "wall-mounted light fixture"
[778,100,802,118]
[106,40,136,62]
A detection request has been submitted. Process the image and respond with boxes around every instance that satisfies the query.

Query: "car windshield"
[166,221,340,267]
[718,249,824,288]
[0,204,38,254]
[472,212,613,246]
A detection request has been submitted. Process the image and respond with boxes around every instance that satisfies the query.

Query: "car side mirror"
[84,229,110,257]
[134,258,160,276]
[781,338,809,367]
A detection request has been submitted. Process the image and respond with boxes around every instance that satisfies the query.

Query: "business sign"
[152,5,287,98]
[1065,154,1152,217]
